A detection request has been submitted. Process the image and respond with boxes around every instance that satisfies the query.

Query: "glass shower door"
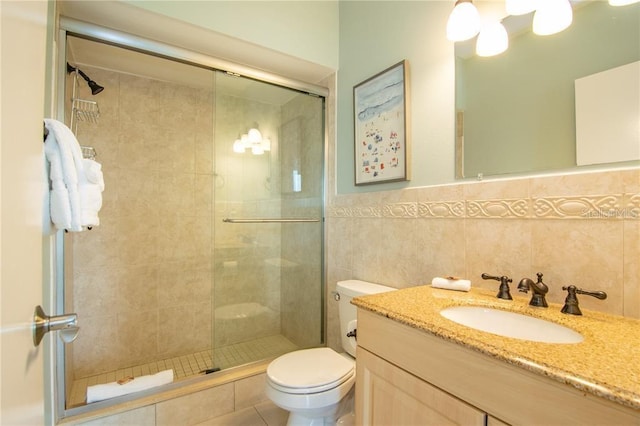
[212,71,325,370]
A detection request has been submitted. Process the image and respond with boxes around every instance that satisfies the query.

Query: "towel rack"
[223,218,321,224]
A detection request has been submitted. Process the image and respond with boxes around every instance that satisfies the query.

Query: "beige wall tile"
[235,373,268,410]
[531,220,624,314]
[327,217,353,271]
[75,405,156,426]
[623,221,640,318]
[465,219,532,292]
[156,383,234,426]
[415,218,466,283]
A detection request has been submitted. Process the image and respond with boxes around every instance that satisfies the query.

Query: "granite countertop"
[352,285,640,411]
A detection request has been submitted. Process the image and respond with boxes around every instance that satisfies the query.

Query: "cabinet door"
[356,348,486,426]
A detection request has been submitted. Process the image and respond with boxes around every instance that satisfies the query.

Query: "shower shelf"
[72,98,100,125]
[80,145,97,160]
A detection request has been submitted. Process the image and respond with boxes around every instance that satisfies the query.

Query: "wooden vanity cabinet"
[355,309,640,426]
[357,347,485,425]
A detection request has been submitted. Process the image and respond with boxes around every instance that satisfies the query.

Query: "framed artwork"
[354,60,410,185]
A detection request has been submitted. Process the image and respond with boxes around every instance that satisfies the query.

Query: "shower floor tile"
[68,334,298,408]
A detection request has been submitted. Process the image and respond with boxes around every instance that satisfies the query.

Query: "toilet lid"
[267,348,354,394]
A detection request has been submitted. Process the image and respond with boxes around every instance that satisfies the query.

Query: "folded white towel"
[82,158,104,190]
[44,119,105,231]
[79,158,104,228]
[44,135,73,230]
[86,369,174,404]
[44,119,85,232]
[431,276,471,292]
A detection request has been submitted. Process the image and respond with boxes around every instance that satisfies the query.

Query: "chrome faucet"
[561,285,607,315]
[481,273,513,300]
[517,272,549,307]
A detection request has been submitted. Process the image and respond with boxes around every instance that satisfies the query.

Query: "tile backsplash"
[325,168,639,352]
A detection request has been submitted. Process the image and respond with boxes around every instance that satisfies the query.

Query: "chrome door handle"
[33,305,79,347]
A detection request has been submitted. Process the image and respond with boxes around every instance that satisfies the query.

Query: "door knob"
[33,305,79,347]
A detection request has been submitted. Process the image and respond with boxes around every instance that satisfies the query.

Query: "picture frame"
[353,60,410,185]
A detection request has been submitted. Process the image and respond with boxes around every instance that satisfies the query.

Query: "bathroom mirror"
[455,1,640,179]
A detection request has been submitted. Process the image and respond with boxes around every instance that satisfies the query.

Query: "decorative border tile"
[328,206,382,217]
[466,199,529,218]
[382,202,417,218]
[533,195,626,219]
[418,201,465,218]
[328,193,639,220]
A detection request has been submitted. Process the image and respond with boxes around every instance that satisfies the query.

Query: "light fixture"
[533,0,573,36]
[476,21,509,57]
[446,0,481,42]
[505,0,536,16]
[248,128,262,144]
[233,139,245,153]
[608,0,640,5]
[233,127,270,155]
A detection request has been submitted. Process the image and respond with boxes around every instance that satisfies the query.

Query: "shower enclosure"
[59,32,325,411]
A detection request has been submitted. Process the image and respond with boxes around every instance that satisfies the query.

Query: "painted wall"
[337,1,455,194]
[124,0,340,71]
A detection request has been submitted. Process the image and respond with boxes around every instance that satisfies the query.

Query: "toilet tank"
[336,280,396,357]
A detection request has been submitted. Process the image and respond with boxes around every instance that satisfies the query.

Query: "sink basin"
[440,306,583,344]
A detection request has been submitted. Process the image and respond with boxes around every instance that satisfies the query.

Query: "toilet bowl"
[265,280,395,425]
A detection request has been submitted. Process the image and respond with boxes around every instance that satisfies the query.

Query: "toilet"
[265,280,396,425]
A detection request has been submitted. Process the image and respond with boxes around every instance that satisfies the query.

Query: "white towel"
[44,135,73,230]
[86,369,174,403]
[431,276,471,292]
[79,159,104,228]
[43,119,104,231]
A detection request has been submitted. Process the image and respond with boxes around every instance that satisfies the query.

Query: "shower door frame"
[54,18,329,420]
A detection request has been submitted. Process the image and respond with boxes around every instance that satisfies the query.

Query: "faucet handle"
[481,273,513,300]
[561,285,607,315]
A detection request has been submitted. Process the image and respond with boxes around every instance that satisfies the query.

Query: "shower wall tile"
[119,309,159,366]
[71,67,215,378]
[72,314,120,377]
[117,264,159,313]
[72,266,120,319]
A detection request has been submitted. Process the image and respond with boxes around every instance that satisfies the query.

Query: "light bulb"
[505,0,536,16]
[476,22,509,57]
[241,134,250,147]
[251,145,264,155]
[248,128,262,144]
[446,0,481,42]
[533,0,573,36]
[233,139,245,153]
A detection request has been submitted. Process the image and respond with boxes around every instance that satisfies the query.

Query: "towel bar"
[223,218,320,223]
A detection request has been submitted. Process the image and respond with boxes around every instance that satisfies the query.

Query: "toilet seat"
[266,348,354,394]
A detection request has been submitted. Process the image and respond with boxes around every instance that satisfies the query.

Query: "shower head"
[67,63,104,95]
